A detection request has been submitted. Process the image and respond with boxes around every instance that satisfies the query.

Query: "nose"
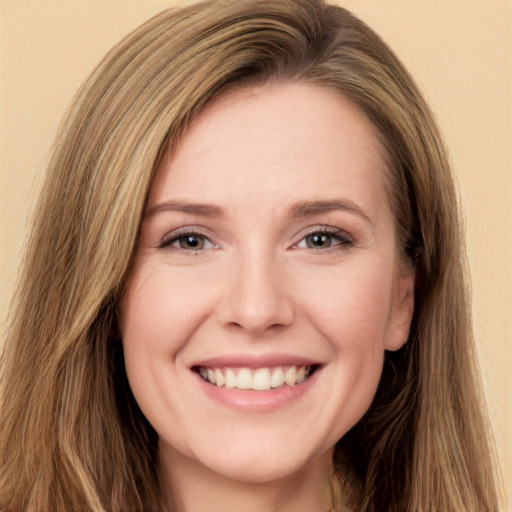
[216,251,295,335]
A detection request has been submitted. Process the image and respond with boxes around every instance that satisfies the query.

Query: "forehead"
[150,83,389,218]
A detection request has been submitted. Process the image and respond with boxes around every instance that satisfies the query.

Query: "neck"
[159,444,336,512]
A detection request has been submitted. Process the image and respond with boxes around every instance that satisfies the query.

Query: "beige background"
[1,0,511,506]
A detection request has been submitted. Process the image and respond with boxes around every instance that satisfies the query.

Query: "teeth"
[199,367,208,381]
[253,368,271,391]
[271,367,285,388]
[237,368,253,390]
[284,366,296,386]
[197,365,313,391]
[225,368,237,389]
[214,369,225,387]
[296,366,306,384]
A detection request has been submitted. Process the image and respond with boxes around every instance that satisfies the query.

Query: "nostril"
[214,266,295,333]
[218,303,295,334]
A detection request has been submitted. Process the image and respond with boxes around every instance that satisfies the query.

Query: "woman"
[0,0,501,510]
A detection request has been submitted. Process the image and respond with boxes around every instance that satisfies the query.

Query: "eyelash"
[158,229,216,252]
[294,227,353,252]
[158,226,353,253]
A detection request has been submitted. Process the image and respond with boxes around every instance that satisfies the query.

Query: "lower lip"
[193,369,320,412]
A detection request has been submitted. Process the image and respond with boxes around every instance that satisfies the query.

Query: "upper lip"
[191,353,322,369]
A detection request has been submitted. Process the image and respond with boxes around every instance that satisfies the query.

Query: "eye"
[295,229,352,251]
[159,231,216,251]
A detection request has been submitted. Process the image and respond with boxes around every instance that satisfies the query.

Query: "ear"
[384,264,415,352]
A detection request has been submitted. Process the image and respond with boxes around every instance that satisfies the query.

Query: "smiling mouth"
[193,365,318,391]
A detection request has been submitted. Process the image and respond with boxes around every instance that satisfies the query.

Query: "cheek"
[121,263,212,353]
[300,258,394,351]
[120,267,186,398]
[119,264,211,440]
[296,260,393,430]
[119,260,226,420]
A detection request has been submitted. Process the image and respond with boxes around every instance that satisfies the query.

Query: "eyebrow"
[145,200,224,218]
[287,199,375,225]
[146,198,374,225]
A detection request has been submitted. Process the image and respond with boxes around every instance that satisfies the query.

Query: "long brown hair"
[0,1,500,510]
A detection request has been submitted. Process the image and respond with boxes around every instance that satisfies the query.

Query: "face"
[120,83,414,485]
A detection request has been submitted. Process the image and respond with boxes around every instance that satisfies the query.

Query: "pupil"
[182,236,201,249]
[311,234,329,248]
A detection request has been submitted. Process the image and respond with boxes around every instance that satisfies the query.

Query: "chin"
[199,453,318,485]
[182,432,333,486]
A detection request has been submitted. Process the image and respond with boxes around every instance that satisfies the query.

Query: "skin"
[120,83,414,512]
